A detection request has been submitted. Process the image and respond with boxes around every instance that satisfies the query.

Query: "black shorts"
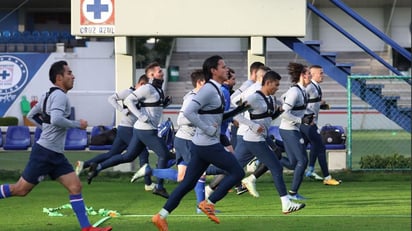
[22,143,74,184]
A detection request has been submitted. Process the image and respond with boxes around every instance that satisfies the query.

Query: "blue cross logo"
[86,0,109,20]
[0,70,10,80]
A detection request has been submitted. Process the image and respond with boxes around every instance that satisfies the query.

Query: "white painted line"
[121,214,410,218]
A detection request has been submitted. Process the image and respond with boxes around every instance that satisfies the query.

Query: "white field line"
[121,214,410,218]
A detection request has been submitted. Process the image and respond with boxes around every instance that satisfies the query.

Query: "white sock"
[249,174,256,181]
[159,208,169,218]
[324,175,331,180]
[280,195,290,206]
[207,199,215,205]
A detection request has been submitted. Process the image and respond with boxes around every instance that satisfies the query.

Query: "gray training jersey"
[237,91,278,142]
[175,90,197,140]
[184,79,224,146]
[27,88,81,153]
[124,83,163,130]
[107,87,137,127]
[305,80,322,124]
[280,83,307,131]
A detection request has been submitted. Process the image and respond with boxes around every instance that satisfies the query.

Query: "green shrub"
[0,117,19,126]
[360,153,412,169]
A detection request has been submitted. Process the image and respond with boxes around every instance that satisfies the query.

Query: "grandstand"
[0,0,411,132]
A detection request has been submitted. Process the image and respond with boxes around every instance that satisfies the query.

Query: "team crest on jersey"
[0,55,29,97]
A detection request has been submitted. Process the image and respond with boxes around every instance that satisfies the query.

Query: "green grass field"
[0,150,410,231]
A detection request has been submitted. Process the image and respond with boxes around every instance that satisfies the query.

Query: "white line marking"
[121,214,410,218]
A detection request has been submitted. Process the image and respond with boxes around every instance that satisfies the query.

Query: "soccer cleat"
[235,185,248,195]
[287,192,307,201]
[152,213,168,231]
[81,226,113,231]
[241,176,259,197]
[87,162,98,185]
[75,161,84,176]
[309,172,324,181]
[205,185,214,199]
[198,200,220,224]
[153,187,169,199]
[323,178,341,186]
[305,169,313,177]
[131,163,152,183]
[282,200,305,214]
[145,183,157,191]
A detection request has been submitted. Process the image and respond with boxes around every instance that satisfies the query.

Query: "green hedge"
[0,117,19,126]
[359,153,412,169]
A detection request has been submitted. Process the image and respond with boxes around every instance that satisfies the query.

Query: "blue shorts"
[22,143,74,184]
[174,136,192,165]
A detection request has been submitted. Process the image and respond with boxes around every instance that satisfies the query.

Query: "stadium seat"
[34,127,42,142]
[89,125,114,150]
[3,126,31,150]
[0,127,3,147]
[64,128,88,150]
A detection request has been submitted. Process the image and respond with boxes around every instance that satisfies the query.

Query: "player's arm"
[124,86,149,122]
[108,89,131,115]
[49,93,81,128]
[26,98,43,128]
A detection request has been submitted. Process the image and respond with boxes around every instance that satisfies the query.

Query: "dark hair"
[202,55,223,81]
[287,62,307,83]
[228,67,235,79]
[137,74,149,84]
[250,61,265,74]
[49,60,68,83]
[262,70,282,86]
[145,62,161,74]
[190,69,205,88]
[309,64,322,69]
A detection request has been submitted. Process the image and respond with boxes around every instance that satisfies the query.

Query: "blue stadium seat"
[89,125,113,150]
[0,127,3,147]
[3,126,31,150]
[64,128,88,150]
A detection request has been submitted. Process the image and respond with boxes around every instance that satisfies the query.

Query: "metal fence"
[347,75,411,170]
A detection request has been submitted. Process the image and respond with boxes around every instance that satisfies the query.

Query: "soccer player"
[152,55,246,231]
[87,62,172,198]
[131,69,207,213]
[0,61,112,231]
[279,62,313,200]
[302,65,340,185]
[234,70,305,213]
[75,74,156,190]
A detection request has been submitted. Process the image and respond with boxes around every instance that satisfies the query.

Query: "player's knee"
[67,182,82,194]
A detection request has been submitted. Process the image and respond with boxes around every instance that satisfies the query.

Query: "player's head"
[309,65,324,83]
[202,55,225,82]
[49,60,68,83]
[135,74,149,88]
[249,61,265,81]
[190,69,205,88]
[262,70,281,95]
[287,62,310,84]
[49,60,74,91]
[145,62,164,79]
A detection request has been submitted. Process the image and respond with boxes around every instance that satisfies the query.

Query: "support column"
[113,36,136,172]
[114,36,134,125]
[247,36,266,78]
